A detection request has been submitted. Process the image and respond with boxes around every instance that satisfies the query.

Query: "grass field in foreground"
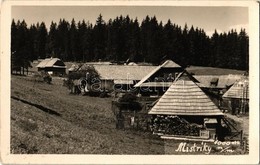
[11,76,164,154]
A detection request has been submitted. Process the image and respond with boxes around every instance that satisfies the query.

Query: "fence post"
[240,130,243,144]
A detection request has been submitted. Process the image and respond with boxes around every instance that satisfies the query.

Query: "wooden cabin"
[222,78,249,114]
[36,58,66,76]
[148,79,227,140]
[194,74,245,108]
[134,60,184,97]
[68,63,157,93]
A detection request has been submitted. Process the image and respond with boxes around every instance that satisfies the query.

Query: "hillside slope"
[11,76,164,154]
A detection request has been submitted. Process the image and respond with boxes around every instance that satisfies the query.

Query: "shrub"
[32,71,52,84]
[117,93,142,111]
[67,65,100,82]
[118,93,137,103]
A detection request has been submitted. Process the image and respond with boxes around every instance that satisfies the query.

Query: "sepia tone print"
[10,5,250,155]
[1,1,258,164]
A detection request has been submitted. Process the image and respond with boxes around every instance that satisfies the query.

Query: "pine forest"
[11,14,249,72]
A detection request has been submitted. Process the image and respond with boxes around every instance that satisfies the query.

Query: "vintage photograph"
[1,0,259,164]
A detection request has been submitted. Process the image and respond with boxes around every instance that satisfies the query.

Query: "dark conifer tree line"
[11,14,249,73]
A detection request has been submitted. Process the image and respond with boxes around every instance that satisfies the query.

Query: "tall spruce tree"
[140,16,150,63]
[11,19,19,74]
[179,24,189,67]
[106,19,114,61]
[238,29,249,70]
[57,19,70,61]
[210,30,219,67]
[38,22,48,59]
[16,20,31,74]
[69,19,80,61]
[28,24,38,60]
[140,16,163,64]
[163,20,178,62]
[93,14,107,61]
[47,21,58,57]
[83,22,94,62]
[129,18,141,62]
[78,20,87,62]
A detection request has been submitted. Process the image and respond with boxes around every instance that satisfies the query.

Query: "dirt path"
[224,113,249,137]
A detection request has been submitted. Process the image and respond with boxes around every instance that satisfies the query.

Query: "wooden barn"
[148,78,236,140]
[134,60,184,97]
[222,77,249,114]
[94,64,156,91]
[36,58,66,76]
[194,74,245,108]
[68,63,157,92]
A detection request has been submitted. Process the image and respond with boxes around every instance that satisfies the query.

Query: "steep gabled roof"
[223,78,249,99]
[36,58,66,68]
[161,60,181,68]
[133,66,162,87]
[149,79,223,116]
[175,70,199,83]
[36,59,50,68]
[134,60,182,87]
[134,70,199,88]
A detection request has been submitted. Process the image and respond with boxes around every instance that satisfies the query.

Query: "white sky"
[12,6,249,37]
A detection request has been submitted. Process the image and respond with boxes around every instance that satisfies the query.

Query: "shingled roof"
[149,79,223,116]
[134,60,182,87]
[70,63,157,84]
[36,58,66,68]
[93,65,156,81]
[194,74,244,89]
[160,60,181,68]
[222,78,249,99]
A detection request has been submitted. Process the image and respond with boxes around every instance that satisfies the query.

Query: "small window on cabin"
[238,82,244,87]
[210,78,219,87]
[166,73,174,82]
